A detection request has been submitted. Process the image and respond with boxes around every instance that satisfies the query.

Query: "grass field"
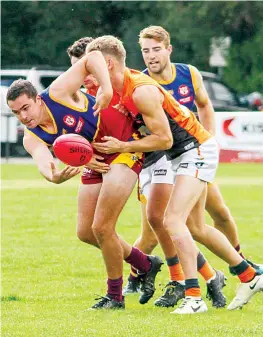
[1,163,263,337]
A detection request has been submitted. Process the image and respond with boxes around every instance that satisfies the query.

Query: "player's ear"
[107,57,114,70]
[36,94,42,105]
[168,44,173,55]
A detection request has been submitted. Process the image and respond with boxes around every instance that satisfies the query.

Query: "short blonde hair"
[86,35,126,63]
[139,26,170,48]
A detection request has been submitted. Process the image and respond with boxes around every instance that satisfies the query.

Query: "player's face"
[71,55,99,90]
[141,38,172,74]
[8,94,42,128]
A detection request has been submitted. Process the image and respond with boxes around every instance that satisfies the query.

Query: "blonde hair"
[139,26,170,48]
[86,35,126,63]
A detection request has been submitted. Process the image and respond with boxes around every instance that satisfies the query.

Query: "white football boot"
[227,274,263,310]
[170,296,208,314]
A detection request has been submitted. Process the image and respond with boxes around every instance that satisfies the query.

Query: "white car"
[0,67,64,93]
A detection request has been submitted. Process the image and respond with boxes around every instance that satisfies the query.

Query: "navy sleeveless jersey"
[26,88,99,146]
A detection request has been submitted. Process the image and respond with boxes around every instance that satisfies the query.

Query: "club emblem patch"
[63,115,76,127]
[178,85,190,96]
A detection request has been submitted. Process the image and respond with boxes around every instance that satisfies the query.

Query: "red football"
[53,134,93,167]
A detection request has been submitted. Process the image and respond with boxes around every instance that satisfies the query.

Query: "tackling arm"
[49,51,113,110]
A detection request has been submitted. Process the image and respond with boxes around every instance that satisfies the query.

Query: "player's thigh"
[93,163,138,229]
[77,183,102,234]
[165,175,206,226]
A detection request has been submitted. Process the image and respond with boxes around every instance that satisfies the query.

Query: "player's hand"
[50,162,80,184]
[93,90,113,116]
[113,103,129,116]
[92,136,126,154]
[85,154,110,173]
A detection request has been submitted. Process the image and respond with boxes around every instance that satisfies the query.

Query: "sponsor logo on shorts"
[82,167,93,175]
[195,162,204,169]
[63,115,76,127]
[154,169,167,176]
[184,142,194,150]
[179,163,188,169]
[178,84,190,96]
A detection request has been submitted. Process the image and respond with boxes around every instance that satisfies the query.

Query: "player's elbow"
[160,134,173,150]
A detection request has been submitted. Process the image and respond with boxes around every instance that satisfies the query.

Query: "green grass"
[1,163,263,337]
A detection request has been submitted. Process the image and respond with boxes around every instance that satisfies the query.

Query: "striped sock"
[197,252,216,282]
[231,260,256,283]
[166,255,185,282]
[185,278,201,298]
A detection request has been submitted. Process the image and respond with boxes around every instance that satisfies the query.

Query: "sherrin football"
[53,134,93,167]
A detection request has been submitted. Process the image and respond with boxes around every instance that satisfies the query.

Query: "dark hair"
[6,79,38,103]
[67,37,94,58]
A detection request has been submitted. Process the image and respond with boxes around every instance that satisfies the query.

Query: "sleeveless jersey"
[143,63,197,112]
[26,88,140,162]
[120,68,210,163]
[142,63,198,167]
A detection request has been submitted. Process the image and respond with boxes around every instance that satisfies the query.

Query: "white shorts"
[139,155,175,202]
[170,137,219,183]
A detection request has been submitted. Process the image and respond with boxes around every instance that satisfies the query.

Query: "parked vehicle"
[0,66,64,93]
[200,71,250,112]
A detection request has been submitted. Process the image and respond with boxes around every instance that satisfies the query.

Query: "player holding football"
[122,25,263,307]
[6,51,168,310]
[87,35,263,313]
[67,36,227,309]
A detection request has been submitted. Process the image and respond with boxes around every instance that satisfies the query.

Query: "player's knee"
[76,227,96,246]
[210,204,231,224]
[92,222,114,242]
[147,211,164,230]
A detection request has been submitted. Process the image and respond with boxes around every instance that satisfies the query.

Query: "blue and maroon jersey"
[143,63,197,113]
[26,88,99,146]
[26,88,142,164]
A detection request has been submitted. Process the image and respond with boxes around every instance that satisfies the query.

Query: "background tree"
[2,1,263,93]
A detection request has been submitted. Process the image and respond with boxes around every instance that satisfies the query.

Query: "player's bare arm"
[93,85,173,154]
[85,154,110,173]
[49,51,113,112]
[191,66,216,135]
[23,131,80,184]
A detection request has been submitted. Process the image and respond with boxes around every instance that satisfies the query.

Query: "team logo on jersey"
[178,85,190,96]
[63,115,76,127]
[75,117,84,133]
[184,141,194,150]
